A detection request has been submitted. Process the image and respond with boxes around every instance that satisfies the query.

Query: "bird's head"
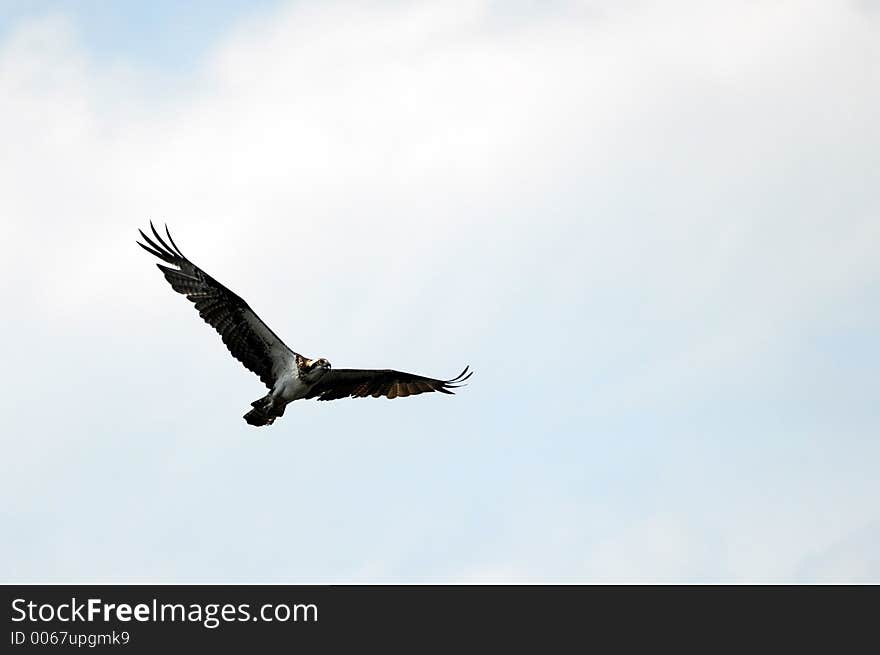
[302,357,331,382]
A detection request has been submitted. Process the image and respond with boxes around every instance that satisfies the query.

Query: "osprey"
[137,222,472,426]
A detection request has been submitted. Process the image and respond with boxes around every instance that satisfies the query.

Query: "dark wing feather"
[137,222,295,389]
[305,366,472,401]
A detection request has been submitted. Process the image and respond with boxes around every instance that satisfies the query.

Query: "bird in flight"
[137,222,472,426]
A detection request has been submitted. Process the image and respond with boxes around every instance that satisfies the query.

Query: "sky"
[1,0,878,583]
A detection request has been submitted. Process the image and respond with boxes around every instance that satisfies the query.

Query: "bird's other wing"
[137,222,296,389]
[305,366,473,401]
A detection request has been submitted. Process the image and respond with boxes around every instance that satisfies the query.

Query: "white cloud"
[796,520,880,582]
[1,0,878,582]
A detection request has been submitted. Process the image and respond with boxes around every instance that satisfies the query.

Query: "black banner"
[2,585,874,650]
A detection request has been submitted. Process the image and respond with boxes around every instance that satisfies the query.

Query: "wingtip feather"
[150,221,176,256]
[137,240,166,259]
[164,224,185,258]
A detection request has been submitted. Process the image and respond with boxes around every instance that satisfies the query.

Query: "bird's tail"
[243,396,276,427]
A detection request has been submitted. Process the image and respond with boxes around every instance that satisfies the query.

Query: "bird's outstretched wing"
[137,222,296,389]
[305,366,473,401]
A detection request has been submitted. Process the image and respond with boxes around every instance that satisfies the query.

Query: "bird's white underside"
[274,367,309,403]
